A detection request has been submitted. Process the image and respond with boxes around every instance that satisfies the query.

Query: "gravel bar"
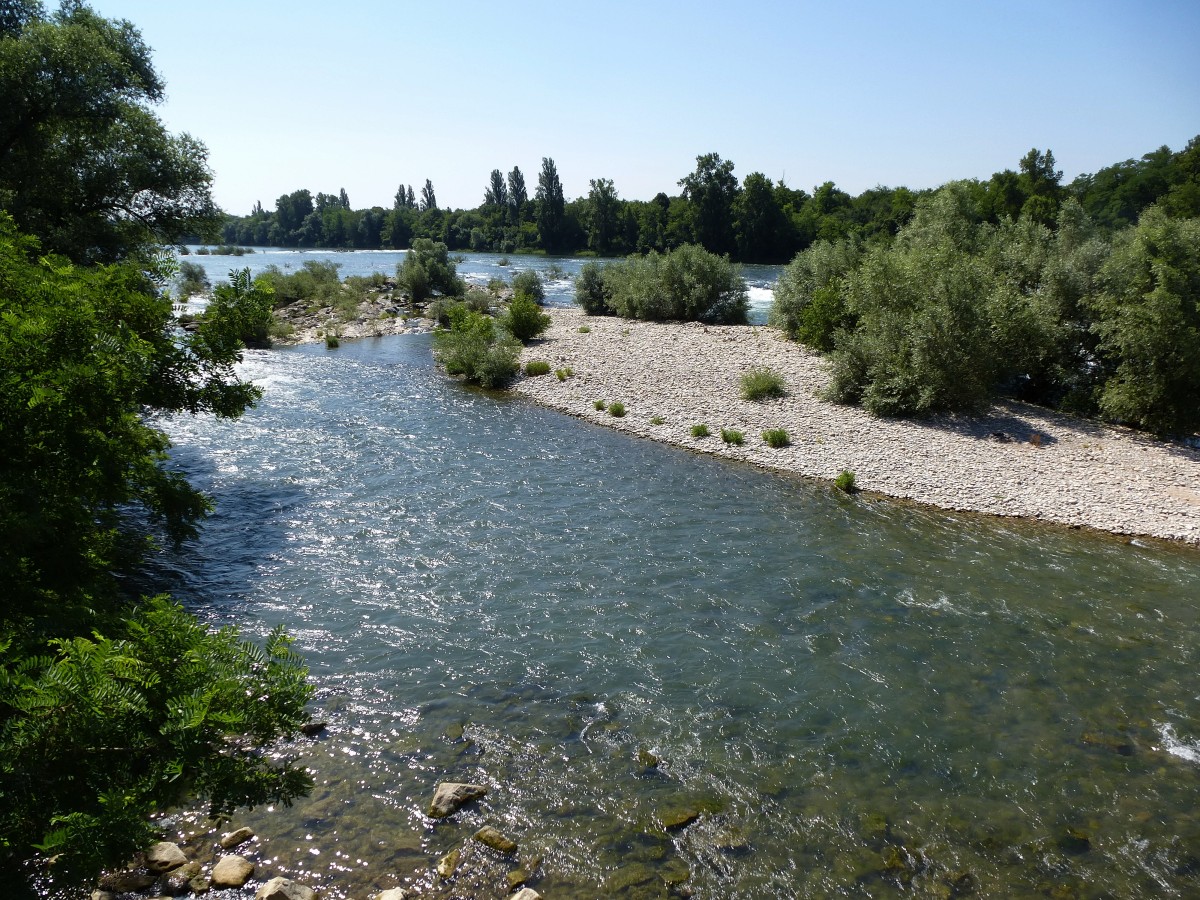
[514,308,1200,547]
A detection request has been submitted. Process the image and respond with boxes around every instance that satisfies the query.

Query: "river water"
[150,298,1200,898]
[180,247,781,324]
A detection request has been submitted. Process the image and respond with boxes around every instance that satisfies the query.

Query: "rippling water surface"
[152,334,1200,899]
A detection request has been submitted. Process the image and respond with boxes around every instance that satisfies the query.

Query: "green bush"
[511,269,545,304]
[578,325,591,333]
[720,428,744,445]
[464,288,492,314]
[524,360,552,376]
[432,306,520,388]
[609,401,626,417]
[255,259,343,310]
[740,367,787,401]
[594,399,608,411]
[598,244,749,324]
[762,428,790,448]
[324,332,339,349]
[690,423,710,437]
[575,260,614,315]
[555,367,574,380]
[397,238,465,303]
[835,469,858,493]
[502,293,551,342]
[177,260,210,297]
[769,240,861,350]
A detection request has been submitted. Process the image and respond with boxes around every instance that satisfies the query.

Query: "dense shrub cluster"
[396,238,465,303]
[574,244,749,325]
[774,183,1200,435]
[432,305,521,388]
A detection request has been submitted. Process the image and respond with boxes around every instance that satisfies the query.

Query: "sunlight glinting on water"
[151,333,1200,898]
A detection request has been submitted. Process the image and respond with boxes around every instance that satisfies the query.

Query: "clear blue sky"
[88,0,1200,215]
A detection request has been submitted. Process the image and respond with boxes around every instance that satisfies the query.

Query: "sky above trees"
[87,0,1200,216]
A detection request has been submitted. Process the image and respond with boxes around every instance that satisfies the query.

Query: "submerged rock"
[210,854,254,888]
[428,781,488,817]
[436,847,461,878]
[218,826,256,849]
[255,876,318,900]
[145,841,188,874]
[511,890,542,900]
[473,825,518,854]
[160,861,201,896]
[660,807,701,831]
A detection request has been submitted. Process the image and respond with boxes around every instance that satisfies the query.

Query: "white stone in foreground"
[256,876,318,900]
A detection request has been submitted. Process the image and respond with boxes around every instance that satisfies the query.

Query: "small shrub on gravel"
[524,360,551,376]
[835,469,858,493]
[650,416,665,426]
[609,402,626,417]
[594,399,608,411]
[762,428,790,448]
[740,367,787,401]
[555,367,574,381]
[721,428,744,445]
[578,325,591,333]
[690,424,710,438]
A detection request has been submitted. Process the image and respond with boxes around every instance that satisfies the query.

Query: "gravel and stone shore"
[513,308,1200,547]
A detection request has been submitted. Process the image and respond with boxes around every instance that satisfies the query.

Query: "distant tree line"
[220,139,1200,264]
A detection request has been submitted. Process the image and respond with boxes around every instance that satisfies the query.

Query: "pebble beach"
[513,308,1200,547]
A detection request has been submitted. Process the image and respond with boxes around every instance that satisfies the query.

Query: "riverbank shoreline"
[512,308,1200,547]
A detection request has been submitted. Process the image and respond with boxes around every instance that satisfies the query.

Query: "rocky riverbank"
[513,308,1200,547]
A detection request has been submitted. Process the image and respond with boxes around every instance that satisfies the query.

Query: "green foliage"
[608,401,626,417]
[762,428,790,448]
[739,367,787,401]
[325,331,340,349]
[594,245,749,324]
[396,238,465,303]
[203,268,274,350]
[835,470,858,493]
[511,268,545,304]
[0,597,312,887]
[524,360,551,376]
[769,240,861,349]
[594,399,608,411]
[0,3,221,263]
[575,260,614,315]
[690,423,710,437]
[177,260,210,297]
[0,216,312,891]
[432,306,520,388]
[555,367,574,381]
[650,415,666,425]
[578,325,591,333]
[720,428,744,445]
[502,293,551,342]
[255,260,343,310]
[1089,208,1200,435]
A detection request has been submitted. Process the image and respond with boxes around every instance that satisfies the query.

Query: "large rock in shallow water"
[473,825,517,854]
[210,854,254,888]
[145,841,188,874]
[428,781,487,817]
[256,876,318,900]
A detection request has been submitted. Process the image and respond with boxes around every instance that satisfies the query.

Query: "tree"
[585,177,621,256]
[1091,208,1200,435]
[679,152,739,257]
[0,216,312,891]
[588,244,748,324]
[0,2,220,262]
[396,237,464,303]
[485,168,508,209]
[420,179,437,212]
[535,157,566,252]
[734,172,787,262]
[507,166,528,223]
[338,187,350,209]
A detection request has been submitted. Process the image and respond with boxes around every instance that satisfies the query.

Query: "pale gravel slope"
[513,308,1200,547]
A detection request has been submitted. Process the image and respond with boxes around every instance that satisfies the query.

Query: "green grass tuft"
[594,399,608,411]
[524,360,551,376]
[720,428,744,445]
[835,469,857,493]
[740,367,787,401]
[609,401,626,417]
[690,423,710,438]
[649,416,665,426]
[762,428,790,448]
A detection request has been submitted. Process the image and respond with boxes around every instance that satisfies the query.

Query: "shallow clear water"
[150,334,1200,899]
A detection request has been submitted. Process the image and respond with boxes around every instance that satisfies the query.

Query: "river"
[149,275,1200,898]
